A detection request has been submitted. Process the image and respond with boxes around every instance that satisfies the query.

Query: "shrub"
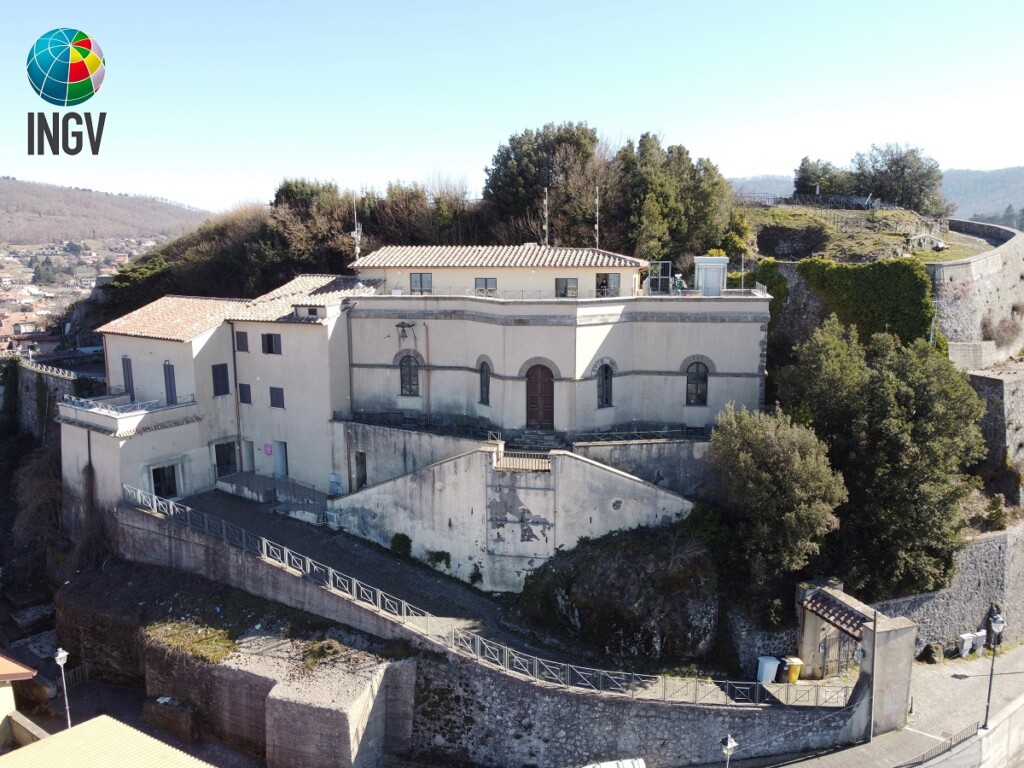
[987,494,1008,531]
[469,563,483,585]
[995,318,1021,348]
[389,532,411,558]
[426,550,451,569]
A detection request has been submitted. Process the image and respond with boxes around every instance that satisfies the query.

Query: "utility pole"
[543,187,549,246]
[595,185,600,249]
[351,201,362,260]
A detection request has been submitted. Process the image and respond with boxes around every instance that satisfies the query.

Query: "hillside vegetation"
[0,177,208,244]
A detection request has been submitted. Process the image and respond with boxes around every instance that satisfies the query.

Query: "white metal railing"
[381,287,767,301]
[18,359,79,379]
[62,392,196,415]
[493,451,552,471]
[120,485,852,709]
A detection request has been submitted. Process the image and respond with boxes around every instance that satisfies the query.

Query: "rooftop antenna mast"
[543,187,549,245]
[351,201,362,260]
[595,185,600,249]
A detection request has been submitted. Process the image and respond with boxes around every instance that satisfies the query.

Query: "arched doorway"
[525,364,554,430]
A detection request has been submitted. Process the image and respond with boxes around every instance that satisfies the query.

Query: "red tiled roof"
[226,275,382,322]
[351,245,648,270]
[96,297,248,341]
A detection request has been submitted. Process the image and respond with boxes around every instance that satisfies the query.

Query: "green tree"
[708,405,846,595]
[793,157,852,196]
[778,317,985,600]
[850,144,951,216]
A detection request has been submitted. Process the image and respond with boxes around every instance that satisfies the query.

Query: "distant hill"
[728,175,793,196]
[0,177,209,245]
[941,168,1024,219]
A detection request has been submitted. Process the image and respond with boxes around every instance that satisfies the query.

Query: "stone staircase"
[504,429,566,452]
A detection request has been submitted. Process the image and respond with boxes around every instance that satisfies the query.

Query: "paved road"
[183,490,592,665]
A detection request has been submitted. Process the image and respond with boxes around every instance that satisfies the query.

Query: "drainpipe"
[423,321,431,422]
[342,301,356,418]
[227,320,243,468]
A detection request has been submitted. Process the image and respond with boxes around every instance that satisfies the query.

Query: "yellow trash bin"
[786,656,804,683]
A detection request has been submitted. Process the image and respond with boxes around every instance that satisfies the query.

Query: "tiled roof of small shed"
[350,245,648,270]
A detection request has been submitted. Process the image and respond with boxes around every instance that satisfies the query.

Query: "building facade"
[59,246,769,588]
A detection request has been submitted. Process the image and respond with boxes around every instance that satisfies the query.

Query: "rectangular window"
[475,277,497,296]
[235,331,249,352]
[238,383,252,404]
[555,278,578,298]
[306,307,319,317]
[596,273,620,297]
[270,386,285,409]
[261,333,282,355]
[212,363,230,397]
[410,273,432,295]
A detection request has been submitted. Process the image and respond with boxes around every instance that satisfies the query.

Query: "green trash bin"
[786,656,804,683]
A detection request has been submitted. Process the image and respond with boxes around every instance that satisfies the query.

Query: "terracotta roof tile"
[226,275,382,322]
[96,297,248,342]
[351,245,647,270]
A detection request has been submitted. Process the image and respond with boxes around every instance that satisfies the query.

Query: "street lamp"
[982,613,1006,730]
[54,647,71,730]
[721,734,738,767]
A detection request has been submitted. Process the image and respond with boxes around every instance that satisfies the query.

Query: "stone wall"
[15,361,79,441]
[408,653,859,768]
[928,220,1024,369]
[874,524,1024,650]
[726,609,799,678]
[772,261,830,353]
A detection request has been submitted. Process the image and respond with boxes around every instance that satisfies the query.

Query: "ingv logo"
[26,28,107,155]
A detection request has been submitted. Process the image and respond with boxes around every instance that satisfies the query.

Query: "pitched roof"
[96,296,247,342]
[0,651,35,682]
[0,715,216,767]
[226,275,382,322]
[351,245,648,270]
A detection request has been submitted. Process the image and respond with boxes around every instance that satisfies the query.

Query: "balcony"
[57,392,200,437]
[380,283,769,301]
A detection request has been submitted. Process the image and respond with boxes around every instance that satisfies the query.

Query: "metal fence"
[121,485,853,708]
[572,426,707,444]
[892,721,979,768]
[338,410,498,441]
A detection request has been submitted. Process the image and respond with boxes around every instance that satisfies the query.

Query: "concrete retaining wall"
[572,439,710,497]
[15,362,78,440]
[329,447,693,591]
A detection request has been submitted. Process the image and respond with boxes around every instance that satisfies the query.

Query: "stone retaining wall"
[928,220,1024,369]
[874,524,1024,650]
[97,501,865,766]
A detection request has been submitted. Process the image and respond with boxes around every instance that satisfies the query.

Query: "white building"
[59,246,769,590]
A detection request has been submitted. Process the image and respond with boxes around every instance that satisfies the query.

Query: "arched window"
[399,355,419,396]
[686,362,708,406]
[597,364,613,408]
[479,361,491,405]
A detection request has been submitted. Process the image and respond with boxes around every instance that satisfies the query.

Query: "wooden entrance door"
[525,364,554,430]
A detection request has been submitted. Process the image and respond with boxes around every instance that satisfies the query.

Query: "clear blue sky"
[2,0,1021,212]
